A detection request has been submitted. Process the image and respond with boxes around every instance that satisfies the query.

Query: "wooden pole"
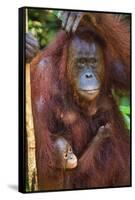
[25,8,38,191]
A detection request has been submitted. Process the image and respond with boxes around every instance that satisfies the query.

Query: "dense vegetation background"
[28,9,60,48]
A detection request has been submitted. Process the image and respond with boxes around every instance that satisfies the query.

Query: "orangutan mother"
[30,12,130,190]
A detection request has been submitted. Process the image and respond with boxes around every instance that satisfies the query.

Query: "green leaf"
[123,114,130,130]
[119,105,130,115]
[52,10,59,17]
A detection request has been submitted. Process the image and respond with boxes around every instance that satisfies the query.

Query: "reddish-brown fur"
[30,13,130,190]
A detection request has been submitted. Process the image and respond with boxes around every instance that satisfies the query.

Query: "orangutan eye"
[89,57,97,65]
[79,58,87,66]
[64,153,68,159]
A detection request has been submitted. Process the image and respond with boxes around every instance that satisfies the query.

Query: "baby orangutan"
[44,136,77,190]
[54,136,77,170]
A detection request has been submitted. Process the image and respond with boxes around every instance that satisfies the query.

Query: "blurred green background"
[28,9,61,48]
[28,9,131,130]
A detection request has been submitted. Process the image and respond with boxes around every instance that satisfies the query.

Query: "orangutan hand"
[26,32,39,63]
[60,11,83,33]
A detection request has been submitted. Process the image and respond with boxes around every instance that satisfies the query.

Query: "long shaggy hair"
[30,13,130,190]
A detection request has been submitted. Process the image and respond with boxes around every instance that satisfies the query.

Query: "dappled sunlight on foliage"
[28,9,61,48]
